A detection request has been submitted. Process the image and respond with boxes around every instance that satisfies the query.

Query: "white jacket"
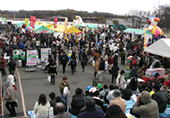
[116,74,126,89]
[33,101,50,118]
[7,75,15,86]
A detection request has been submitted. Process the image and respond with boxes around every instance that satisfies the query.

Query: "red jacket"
[0,57,6,69]
[108,57,114,64]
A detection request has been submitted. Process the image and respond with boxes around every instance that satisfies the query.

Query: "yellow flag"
[25,18,29,26]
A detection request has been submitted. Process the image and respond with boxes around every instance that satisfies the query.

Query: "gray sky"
[1,0,170,15]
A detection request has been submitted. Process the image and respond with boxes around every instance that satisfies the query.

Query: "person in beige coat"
[93,58,100,79]
[109,89,126,114]
[2,81,16,117]
[130,91,159,118]
[116,70,127,89]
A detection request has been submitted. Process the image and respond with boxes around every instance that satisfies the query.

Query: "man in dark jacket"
[122,85,132,100]
[69,88,85,116]
[77,97,104,118]
[98,58,105,82]
[111,62,119,83]
[60,52,68,73]
[129,74,139,95]
[152,84,167,113]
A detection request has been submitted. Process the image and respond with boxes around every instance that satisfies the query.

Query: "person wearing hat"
[152,84,167,113]
[130,91,159,118]
[2,81,16,117]
[0,54,6,76]
[109,89,126,114]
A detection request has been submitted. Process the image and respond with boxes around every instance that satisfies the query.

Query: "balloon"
[147,42,150,45]
[22,24,26,29]
[30,27,32,30]
[27,26,29,28]
[97,83,102,88]
[87,86,91,90]
[68,54,71,57]
[68,56,70,59]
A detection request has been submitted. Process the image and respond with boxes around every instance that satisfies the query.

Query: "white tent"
[144,38,170,58]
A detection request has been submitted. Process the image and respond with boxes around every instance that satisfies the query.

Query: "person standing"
[68,56,76,75]
[12,48,20,67]
[20,49,26,67]
[129,74,139,95]
[2,81,16,117]
[93,58,100,79]
[81,55,88,72]
[60,52,68,74]
[7,56,16,73]
[116,70,126,89]
[59,76,70,105]
[98,58,105,83]
[107,55,114,74]
[120,49,126,65]
[111,62,119,83]
[0,54,6,76]
[48,63,58,84]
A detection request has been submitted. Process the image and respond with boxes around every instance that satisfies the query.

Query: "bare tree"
[126,10,151,28]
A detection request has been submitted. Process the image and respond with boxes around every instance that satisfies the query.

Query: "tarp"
[67,26,81,33]
[144,38,170,58]
[33,25,54,34]
[124,28,152,35]
[86,24,98,28]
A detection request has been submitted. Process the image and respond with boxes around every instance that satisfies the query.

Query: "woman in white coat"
[33,94,50,118]
[116,70,126,89]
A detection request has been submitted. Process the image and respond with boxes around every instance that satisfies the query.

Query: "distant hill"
[0,9,125,23]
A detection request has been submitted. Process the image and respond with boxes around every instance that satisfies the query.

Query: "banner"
[54,17,58,28]
[72,20,75,27]
[25,18,29,26]
[64,18,68,33]
[82,28,86,40]
[30,16,36,29]
[144,30,147,49]
[40,48,51,62]
[26,50,37,66]
[37,19,40,23]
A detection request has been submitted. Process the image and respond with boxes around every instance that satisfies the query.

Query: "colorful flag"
[30,16,36,29]
[25,18,29,26]
[64,18,68,33]
[144,30,147,49]
[54,17,58,28]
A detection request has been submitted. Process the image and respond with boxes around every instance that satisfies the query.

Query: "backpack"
[103,90,109,104]
[99,60,105,70]
[71,60,76,67]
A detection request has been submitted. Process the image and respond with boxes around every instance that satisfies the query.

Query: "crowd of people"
[0,23,170,118]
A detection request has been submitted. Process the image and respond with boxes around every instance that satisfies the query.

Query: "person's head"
[69,47,71,50]
[114,62,118,66]
[62,76,68,83]
[112,89,121,98]
[1,54,4,58]
[120,70,125,75]
[103,84,108,89]
[75,88,83,95]
[85,97,96,108]
[153,84,160,92]
[49,92,55,100]
[56,96,62,103]
[138,91,151,104]
[154,72,160,78]
[134,74,138,79]
[62,52,66,55]
[105,105,127,118]
[56,102,66,113]
[10,71,14,75]
[98,58,101,62]
[4,81,10,87]
[38,94,47,106]
[93,91,99,97]
[135,64,138,68]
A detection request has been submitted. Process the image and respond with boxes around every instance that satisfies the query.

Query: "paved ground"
[2,55,127,118]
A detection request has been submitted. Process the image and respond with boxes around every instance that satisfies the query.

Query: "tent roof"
[67,26,81,33]
[33,25,54,33]
[144,38,170,58]
[75,24,83,27]
[49,25,72,32]
[41,23,54,28]
[16,22,24,26]
[124,28,152,35]
[86,24,98,28]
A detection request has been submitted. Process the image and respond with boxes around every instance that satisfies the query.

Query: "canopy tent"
[144,38,170,58]
[124,28,152,35]
[33,25,54,34]
[16,22,24,27]
[86,24,98,28]
[75,24,83,27]
[41,23,54,29]
[49,25,81,33]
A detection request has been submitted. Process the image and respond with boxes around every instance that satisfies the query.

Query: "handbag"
[13,99,18,107]
[47,75,51,82]
[13,85,17,90]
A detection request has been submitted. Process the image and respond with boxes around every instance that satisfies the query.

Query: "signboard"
[26,50,37,66]
[40,48,51,62]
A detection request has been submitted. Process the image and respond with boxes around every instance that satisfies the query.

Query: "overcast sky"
[1,0,170,15]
